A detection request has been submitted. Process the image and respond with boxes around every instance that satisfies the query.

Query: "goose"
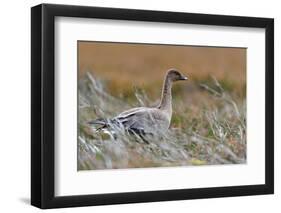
[88,69,188,141]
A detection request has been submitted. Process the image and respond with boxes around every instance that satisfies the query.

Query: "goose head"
[166,69,188,82]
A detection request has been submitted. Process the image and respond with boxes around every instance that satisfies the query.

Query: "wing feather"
[115,107,170,133]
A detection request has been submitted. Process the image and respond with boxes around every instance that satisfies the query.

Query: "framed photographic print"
[31,3,274,209]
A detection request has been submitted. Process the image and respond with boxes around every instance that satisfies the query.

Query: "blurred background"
[78,41,246,101]
[78,41,247,170]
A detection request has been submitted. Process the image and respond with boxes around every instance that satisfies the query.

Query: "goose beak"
[180,76,188,80]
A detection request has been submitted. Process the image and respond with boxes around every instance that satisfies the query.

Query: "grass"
[78,72,246,170]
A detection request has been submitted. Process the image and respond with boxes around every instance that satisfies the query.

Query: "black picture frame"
[31,3,274,209]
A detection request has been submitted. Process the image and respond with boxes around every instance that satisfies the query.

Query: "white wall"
[0,0,279,212]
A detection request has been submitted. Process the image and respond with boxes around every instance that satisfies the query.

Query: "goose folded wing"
[115,108,169,133]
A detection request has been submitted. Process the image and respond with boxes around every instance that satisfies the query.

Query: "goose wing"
[115,107,170,133]
[87,107,147,131]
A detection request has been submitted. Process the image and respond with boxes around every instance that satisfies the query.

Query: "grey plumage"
[88,69,188,140]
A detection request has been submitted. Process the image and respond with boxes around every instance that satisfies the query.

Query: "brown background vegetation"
[78,41,246,101]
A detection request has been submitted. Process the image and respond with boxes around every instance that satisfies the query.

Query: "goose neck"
[159,77,173,113]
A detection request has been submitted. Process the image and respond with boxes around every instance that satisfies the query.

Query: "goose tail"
[87,118,108,132]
